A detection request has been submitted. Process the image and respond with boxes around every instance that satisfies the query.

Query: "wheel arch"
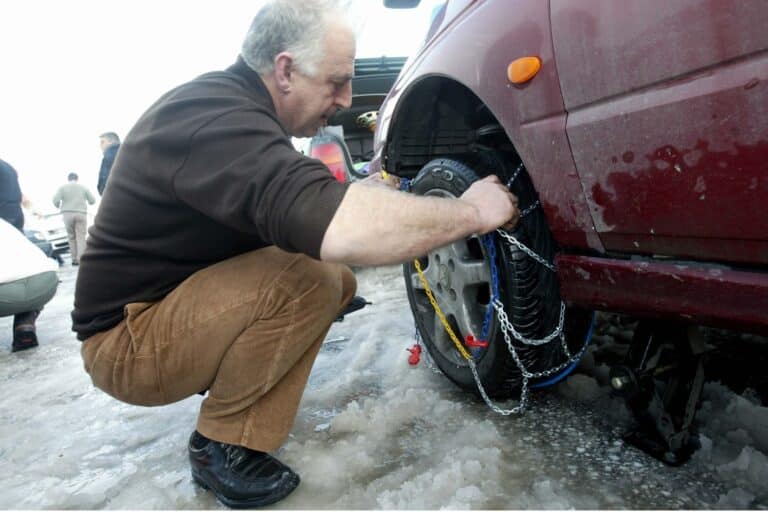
[383,75,522,179]
[379,70,603,253]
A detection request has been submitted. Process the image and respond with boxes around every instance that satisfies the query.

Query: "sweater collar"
[228,56,277,113]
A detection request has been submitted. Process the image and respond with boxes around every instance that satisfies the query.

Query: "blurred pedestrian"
[0,158,24,231]
[73,0,518,508]
[0,219,58,352]
[97,132,120,195]
[52,172,95,266]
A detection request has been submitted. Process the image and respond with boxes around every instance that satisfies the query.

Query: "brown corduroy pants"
[81,247,356,452]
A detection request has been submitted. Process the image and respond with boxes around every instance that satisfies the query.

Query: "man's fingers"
[502,209,521,231]
[464,175,521,232]
[504,189,520,230]
[502,220,519,231]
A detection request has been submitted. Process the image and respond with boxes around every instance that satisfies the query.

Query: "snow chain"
[410,175,590,415]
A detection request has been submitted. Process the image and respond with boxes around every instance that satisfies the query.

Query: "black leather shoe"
[188,431,299,508]
[12,312,39,353]
[12,326,38,352]
[335,295,372,322]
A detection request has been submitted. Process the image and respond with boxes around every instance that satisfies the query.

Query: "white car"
[24,212,69,258]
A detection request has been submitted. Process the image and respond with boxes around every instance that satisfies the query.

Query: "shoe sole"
[191,469,300,509]
[12,331,38,353]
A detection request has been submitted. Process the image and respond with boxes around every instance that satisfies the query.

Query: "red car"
[373,0,768,464]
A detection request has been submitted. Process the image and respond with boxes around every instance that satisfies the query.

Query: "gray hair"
[241,0,347,77]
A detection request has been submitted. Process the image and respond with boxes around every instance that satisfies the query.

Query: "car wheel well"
[385,77,517,177]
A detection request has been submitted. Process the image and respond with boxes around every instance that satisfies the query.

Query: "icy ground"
[1,261,767,509]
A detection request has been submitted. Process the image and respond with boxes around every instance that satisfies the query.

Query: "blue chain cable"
[476,165,515,353]
[462,165,517,356]
[473,233,500,357]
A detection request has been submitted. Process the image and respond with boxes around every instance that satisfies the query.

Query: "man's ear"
[274,51,295,94]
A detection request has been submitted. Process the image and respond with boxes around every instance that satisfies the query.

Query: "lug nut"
[611,376,630,390]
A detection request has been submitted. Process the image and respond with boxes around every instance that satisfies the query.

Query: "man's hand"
[459,175,520,234]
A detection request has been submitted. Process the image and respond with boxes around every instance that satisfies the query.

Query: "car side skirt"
[557,255,768,335]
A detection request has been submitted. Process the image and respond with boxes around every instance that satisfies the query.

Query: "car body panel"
[376,0,768,332]
[558,254,768,335]
[551,0,768,264]
[379,0,603,250]
[24,229,53,258]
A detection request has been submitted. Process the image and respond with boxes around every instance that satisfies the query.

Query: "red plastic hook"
[407,344,422,365]
[464,335,489,348]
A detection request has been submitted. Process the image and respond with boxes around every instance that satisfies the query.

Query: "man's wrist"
[456,198,483,236]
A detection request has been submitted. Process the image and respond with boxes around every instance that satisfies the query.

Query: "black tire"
[403,152,593,398]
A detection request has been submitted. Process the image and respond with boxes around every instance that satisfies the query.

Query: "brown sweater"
[72,57,348,341]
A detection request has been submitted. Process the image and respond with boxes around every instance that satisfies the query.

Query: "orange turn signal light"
[507,56,541,84]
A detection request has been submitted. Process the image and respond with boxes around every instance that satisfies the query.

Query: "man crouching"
[72,0,519,508]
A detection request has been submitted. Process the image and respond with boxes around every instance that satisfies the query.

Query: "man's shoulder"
[139,72,277,141]
[176,69,248,96]
[172,68,272,110]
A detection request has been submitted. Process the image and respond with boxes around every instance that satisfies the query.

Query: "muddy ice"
[1,262,766,509]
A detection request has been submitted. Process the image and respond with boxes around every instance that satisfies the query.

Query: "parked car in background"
[24,212,69,260]
[24,228,53,258]
[374,0,768,465]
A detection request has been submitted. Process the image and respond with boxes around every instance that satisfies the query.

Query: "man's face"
[284,23,355,137]
[99,137,111,153]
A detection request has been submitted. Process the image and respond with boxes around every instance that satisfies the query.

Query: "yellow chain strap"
[413,258,474,362]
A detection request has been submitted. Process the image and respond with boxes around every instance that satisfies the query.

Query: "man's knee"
[288,256,356,317]
[0,271,58,317]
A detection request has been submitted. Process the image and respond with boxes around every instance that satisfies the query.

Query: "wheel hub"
[437,263,451,291]
[413,239,492,365]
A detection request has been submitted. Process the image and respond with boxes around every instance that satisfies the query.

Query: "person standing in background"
[97,132,121,195]
[53,173,95,266]
[0,158,25,231]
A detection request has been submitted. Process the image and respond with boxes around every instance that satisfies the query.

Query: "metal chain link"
[506,162,524,189]
[560,332,573,360]
[497,314,590,381]
[496,229,557,271]
[470,359,529,415]
[492,299,565,346]
[414,329,444,375]
[519,199,540,219]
